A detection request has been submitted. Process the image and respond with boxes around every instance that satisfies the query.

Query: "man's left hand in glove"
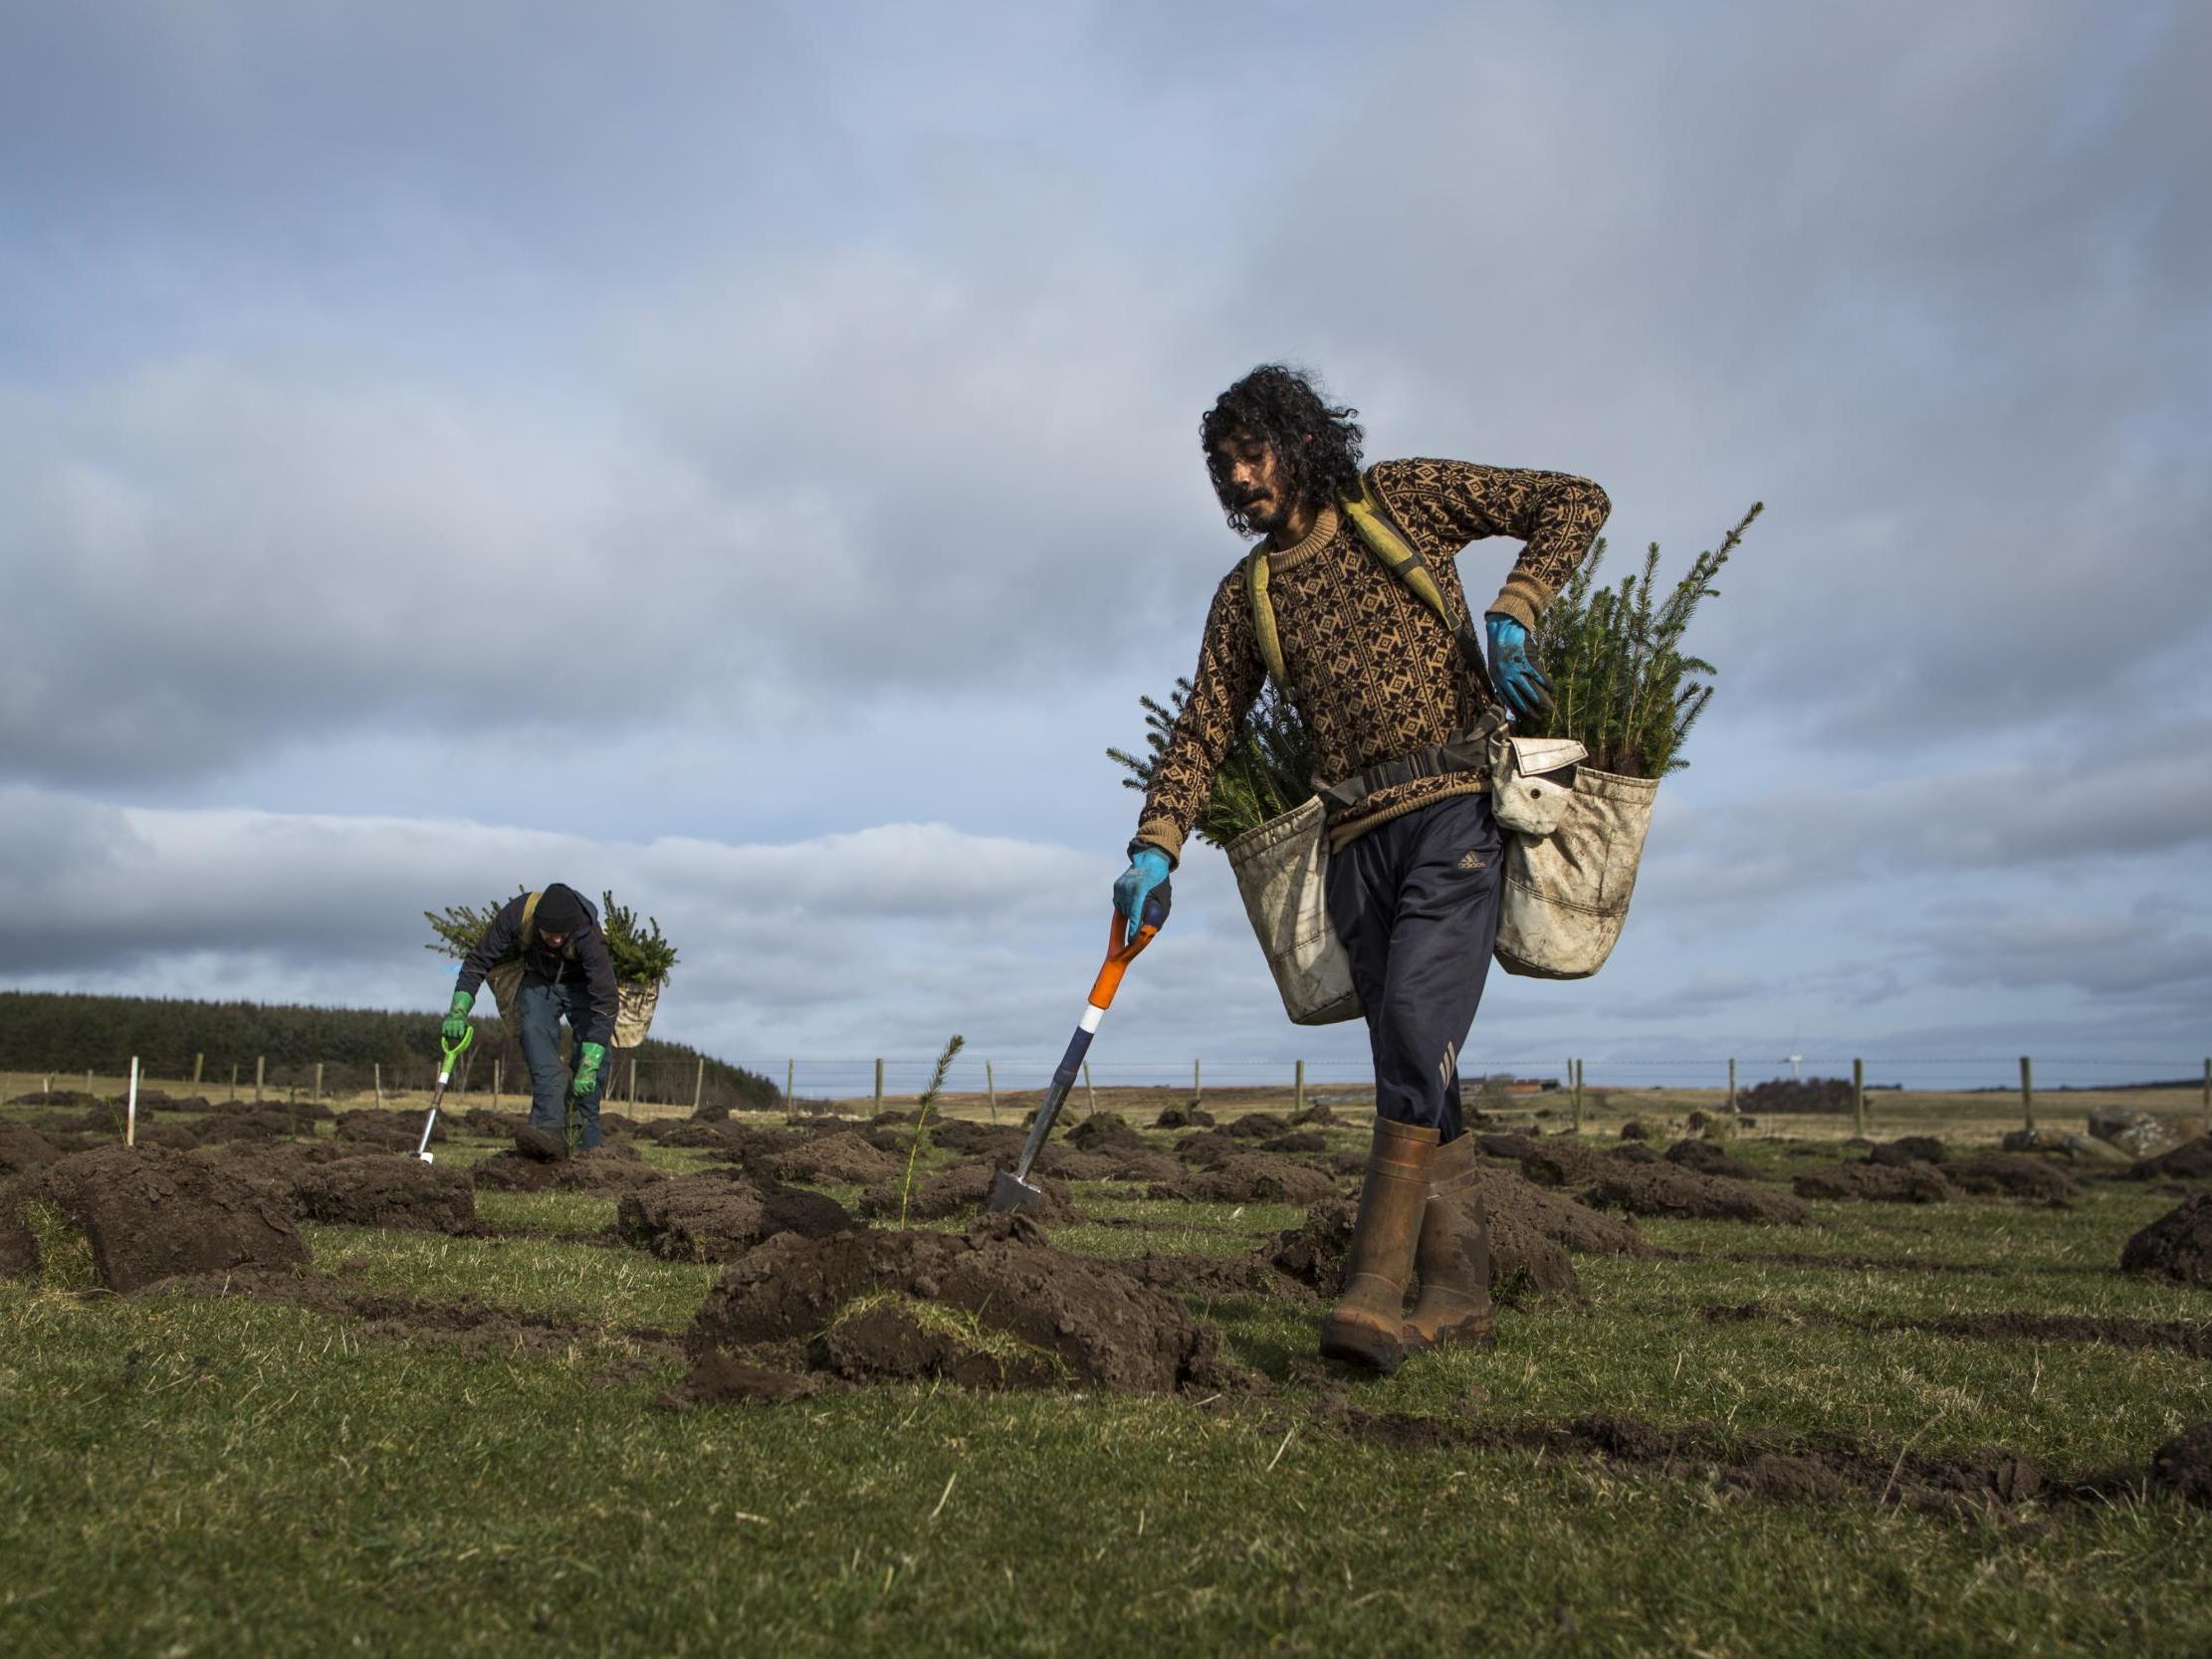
[571,1042,607,1100]
[1485,613,1554,719]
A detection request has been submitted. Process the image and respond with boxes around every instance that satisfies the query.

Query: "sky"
[3,0,2207,1097]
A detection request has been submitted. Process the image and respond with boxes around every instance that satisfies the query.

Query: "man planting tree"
[1114,364,1609,1372]
[440,883,618,1149]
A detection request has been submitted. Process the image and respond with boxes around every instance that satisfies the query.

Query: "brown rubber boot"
[1402,1131,1497,1353]
[1317,1118,1438,1373]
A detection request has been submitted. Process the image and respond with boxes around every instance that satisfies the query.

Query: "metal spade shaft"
[417,1026,475,1161]
[988,890,1167,1215]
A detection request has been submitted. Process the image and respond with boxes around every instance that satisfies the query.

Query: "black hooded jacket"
[456,889,619,1047]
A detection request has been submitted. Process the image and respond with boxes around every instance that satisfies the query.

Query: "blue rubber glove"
[1113,849,1172,947]
[1485,613,1553,719]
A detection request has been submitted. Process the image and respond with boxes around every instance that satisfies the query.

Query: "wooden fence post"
[313,1062,324,1107]
[1193,1058,1203,1106]
[1727,1057,1737,1113]
[192,1052,205,1086]
[2200,1057,2208,1128]
[493,1057,503,1109]
[1572,1060,1584,1133]
[2020,1055,2035,1131]
[692,1057,706,1116]
[873,1058,884,1115]
[986,1059,998,1124]
[1295,1059,1306,1116]
[373,1062,383,1106]
[85,1069,94,1098]
[1082,1062,1097,1118]
[126,1056,140,1146]
[1852,1057,1866,1139]
[255,1056,265,1104]
[785,1058,795,1105]
[229,1063,238,1102]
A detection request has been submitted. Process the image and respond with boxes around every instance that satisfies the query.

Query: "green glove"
[441,988,473,1044]
[571,1041,606,1099]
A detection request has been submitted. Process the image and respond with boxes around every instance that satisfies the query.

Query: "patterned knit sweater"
[1135,458,1610,861]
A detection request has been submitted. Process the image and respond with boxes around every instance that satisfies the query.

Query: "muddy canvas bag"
[484,891,662,1047]
[1224,482,1658,1016]
[1225,796,1362,1026]
[1487,736,1657,979]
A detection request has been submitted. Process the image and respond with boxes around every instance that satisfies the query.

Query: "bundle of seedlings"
[1111,503,1761,998]
[424,889,679,1047]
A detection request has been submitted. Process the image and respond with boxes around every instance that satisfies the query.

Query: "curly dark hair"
[1201,364,1365,536]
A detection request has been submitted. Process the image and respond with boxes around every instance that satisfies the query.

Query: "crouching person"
[441,884,617,1148]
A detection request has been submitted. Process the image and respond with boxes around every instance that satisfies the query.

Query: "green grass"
[2,1123,2208,1657]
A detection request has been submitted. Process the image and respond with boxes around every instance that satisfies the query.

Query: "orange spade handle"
[1087,913,1159,1010]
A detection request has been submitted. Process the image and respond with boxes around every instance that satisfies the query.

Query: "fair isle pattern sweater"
[1135,458,1610,861]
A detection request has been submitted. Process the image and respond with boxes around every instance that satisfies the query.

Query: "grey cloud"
[1243,1,2212,742]
[1645,722,2212,913]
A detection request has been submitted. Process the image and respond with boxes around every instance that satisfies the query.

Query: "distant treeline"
[0,990,778,1112]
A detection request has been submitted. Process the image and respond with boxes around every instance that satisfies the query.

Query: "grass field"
[2,1093,2207,1658]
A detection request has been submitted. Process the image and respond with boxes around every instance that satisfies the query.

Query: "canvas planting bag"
[1224,485,1659,1021]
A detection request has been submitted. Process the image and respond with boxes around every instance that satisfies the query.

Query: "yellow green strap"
[1245,550,1287,685]
[1245,479,1455,687]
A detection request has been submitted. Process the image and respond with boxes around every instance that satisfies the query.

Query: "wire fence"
[8,1050,2207,1123]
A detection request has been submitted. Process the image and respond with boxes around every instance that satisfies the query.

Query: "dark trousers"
[1324,791,1504,1141]
[517,976,606,1149]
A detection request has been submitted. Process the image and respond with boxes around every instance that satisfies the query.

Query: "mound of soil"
[1474,1133,1542,1162]
[1939,1154,2082,1202]
[1262,1132,1329,1155]
[295,1156,477,1233]
[1104,1151,1183,1183]
[681,1212,1232,1394]
[1518,1142,1618,1188]
[1068,1115,1148,1156]
[471,1147,666,1195]
[1467,1165,1652,1260]
[511,1126,570,1162]
[1793,1163,1955,1203]
[1289,1104,1339,1127]
[1866,1136,1947,1166]
[459,1109,533,1139]
[930,1121,1024,1159]
[0,1122,61,1176]
[1329,1149,1367,1176]
[334,1109,445,1148]
[1266,1188,1583,1307]
[2120,1194,2212,1287]
[1174,1132,1243,1165]
[1664,1139,1761,1182]
[1618,1120,1651,1141]
[1580,1162,1811,1226]
[1611,1141,1659,1163]
[18,1144,308,1292]
[871,1109,913,1126]
[1153,1105,1215,1130]
[1028,1145,1123,1182]
[189,1111,299,1146]
[8,1089,101,1107]
[2130,1139,2212,1182]
[767,1131,902,1187]
[619,1172,857,1262]
[1122,1251,1319,1305]
[1150,1155,1339,1206]
[2150,1422,2212,1507]
[857,1163,1075,1224]
[1223,1113,1291,1141]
